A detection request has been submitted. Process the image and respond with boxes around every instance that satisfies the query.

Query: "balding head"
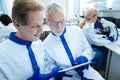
[46,3,65,20]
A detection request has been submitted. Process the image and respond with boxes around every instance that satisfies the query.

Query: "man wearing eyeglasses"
[43,3,104,80]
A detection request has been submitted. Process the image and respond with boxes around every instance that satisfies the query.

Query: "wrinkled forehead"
[47,8,65,21]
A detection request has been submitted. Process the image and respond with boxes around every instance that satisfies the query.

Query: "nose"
[56,23,62,30]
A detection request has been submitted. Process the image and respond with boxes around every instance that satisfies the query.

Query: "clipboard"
[58,61,92,73]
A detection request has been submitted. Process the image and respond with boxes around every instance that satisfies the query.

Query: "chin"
[33,38,39,41]
[56,31,63,35]
[55,33,61,36]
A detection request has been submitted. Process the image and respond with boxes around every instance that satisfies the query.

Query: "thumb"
[52,66,61,72]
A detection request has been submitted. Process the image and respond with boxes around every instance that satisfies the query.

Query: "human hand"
[54,68,65,80]
[27,66,61,80]
[74,56,94,80]
[108,36,114,42]
[74,56,89,71]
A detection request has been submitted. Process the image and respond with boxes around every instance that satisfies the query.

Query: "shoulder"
[0,39,10,47]
[43,33,53,42]
[66,25,83,33]
[65,26,86,40]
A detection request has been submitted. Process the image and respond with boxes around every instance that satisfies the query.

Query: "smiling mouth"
[34,34,40,37]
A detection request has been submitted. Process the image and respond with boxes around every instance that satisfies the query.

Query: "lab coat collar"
[8,32,32,46]
[52,27,66,37]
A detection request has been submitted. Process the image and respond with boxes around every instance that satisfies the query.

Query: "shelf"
[99,10,120,12]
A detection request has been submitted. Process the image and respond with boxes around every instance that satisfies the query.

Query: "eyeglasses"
[49,20,65,26]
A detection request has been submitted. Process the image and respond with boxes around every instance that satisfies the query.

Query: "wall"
[99,10,120,18]
[41,0,68,18]
[40,0,80,20]
[0,0,5,13]
[80,0,120,18]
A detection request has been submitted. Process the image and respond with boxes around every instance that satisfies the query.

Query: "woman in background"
[78,8,114,71]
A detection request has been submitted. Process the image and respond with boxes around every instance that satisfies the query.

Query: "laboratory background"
[0,0,120,80]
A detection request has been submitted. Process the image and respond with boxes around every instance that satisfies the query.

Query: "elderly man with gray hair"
[43,3,104,80]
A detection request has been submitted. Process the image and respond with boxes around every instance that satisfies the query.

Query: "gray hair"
[46,3,65,18]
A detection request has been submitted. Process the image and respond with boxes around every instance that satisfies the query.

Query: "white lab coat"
[82,22,111,46]
[0,23,17,42]
[43,26,104,80]
[0,39,56,80]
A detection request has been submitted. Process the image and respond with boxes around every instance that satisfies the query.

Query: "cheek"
[40,27,43,32]
[95,18,97,22]
[20,28,28,36]
[61,25,64,29]
[25,29,35,36]
[32,30,38,35]
[95,16,98,20]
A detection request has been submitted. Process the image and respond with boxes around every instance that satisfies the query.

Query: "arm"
[84,27,112,46]
[44,48,64,80]
[44,48,58,73]
[80,29,93,61]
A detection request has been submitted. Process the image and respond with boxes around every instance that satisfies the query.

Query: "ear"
[13,20,21,29]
